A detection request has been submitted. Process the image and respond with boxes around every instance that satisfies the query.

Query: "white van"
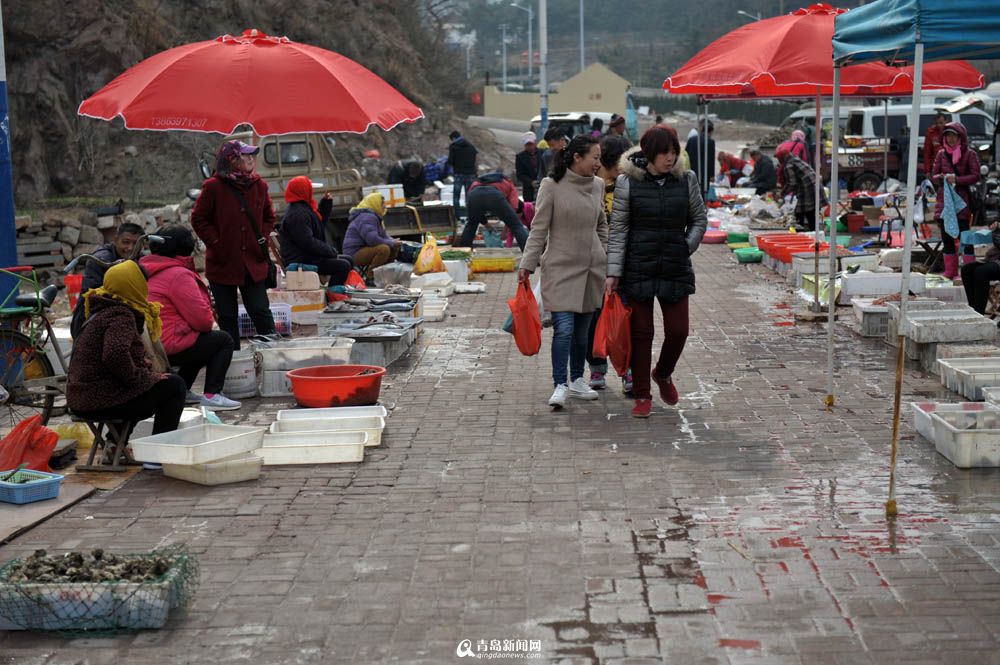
[844,105,994,148]
[780,105,861,134]
[529,111,614,139]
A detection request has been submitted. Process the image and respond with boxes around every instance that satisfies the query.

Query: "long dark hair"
[551,134,599,183]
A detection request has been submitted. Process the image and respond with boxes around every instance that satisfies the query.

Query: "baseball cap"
[522,131,537,145]
[235,141,260,155]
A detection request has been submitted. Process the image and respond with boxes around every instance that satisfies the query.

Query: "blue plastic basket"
[0,469,63,505]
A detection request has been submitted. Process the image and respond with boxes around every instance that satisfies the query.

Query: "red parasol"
[78,29,424,136]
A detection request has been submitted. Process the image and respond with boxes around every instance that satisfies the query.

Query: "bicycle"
[0,234,164,430]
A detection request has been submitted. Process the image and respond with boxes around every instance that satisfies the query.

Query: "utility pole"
[501,24,508,91]
[539,0,548,134]
[0,0,16,289]
[511,3,533,90]
[579,0,585,73]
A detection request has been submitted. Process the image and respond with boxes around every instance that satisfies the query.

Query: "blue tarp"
[833,0,1000,65]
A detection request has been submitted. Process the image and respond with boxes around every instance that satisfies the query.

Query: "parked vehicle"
[528,112,614,139]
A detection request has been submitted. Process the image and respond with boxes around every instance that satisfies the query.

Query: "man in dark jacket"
[685,120,715,194]
[540,128,568,180]
[447,131,478,217]
[456,173,528,250]
[69,221,143,339]
[515,132,541,202]
[387,160,426,200]
[747,149,777,195]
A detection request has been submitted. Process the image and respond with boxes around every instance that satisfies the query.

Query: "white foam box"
[259,431,368,465]
[269,415,384,447]
[410,272,453,289]
[454,282,486,294]
[284,270,322,291]
[850,298,888,338]
[924,284,965,303]
[266,289,326,325]
[131,424,265,465]
[132,408,205,440]
[840,272,926,301]
[929,410,1000,468]
[162,452,263,486]
[443,259,470,284]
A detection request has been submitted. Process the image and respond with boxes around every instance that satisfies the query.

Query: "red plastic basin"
[286,365,386,408]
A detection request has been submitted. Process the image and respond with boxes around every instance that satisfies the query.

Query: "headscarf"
[285,175,319,216]
[350,192,386,217]
[214,140,261,188]
[791,129,807,143]
[942,123,967,165]
[84,261,163,343]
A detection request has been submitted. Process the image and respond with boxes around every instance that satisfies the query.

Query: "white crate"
[841,271,926,298]
[910,401,997,440]
[162,452,263,486]
[277,405,386,420]
[255,337,354,372]
[929,410,1000,467]
[131,424,264,465]
[269,415,384,447]
[259,431,368,465]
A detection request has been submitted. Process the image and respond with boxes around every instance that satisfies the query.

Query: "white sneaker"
[548,384,569,408]
[200,393,242,411]
[568,377,599,400]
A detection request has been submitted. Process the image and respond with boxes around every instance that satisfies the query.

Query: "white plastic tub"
[910,401,996,441]
[259,431,368,465]
[269,416,384,446]
[130,424,265,465]
[454,282,486,294]
[937,357,1000,400]
[162,452,263,486]
[132,408,205,440]
[276,405,387,420]
[255,337,354,372]
[929,410,1000,468]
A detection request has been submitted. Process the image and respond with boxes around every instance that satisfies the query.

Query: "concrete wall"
[484,62,631,123]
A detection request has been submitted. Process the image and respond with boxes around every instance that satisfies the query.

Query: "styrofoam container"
[269,416,384,446]
[276,405,387,420]
[256,337,354,372]
[132,408,205,440]
[131,424,265,465]
[266,289,326,325]
[983,387,1000,406]
[162,452,263,486]
[840,271,926,297]
[910,401,995,441]
[454,282,486,294]
[443,259,470,284]
[259,431,368,465]
[929,410,1000,467]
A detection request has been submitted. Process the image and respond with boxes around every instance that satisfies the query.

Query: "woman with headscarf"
[140,225,241,411]
[932,121,981,278]
[278,176,354,286]
[67,261,186,436]
[191,140,277,350]
[776,130,810,189]
[341,193,401,273]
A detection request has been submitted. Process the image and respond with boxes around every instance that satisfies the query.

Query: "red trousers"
[629,296,689,400]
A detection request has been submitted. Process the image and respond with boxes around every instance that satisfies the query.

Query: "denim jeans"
[453,174,474,217]
[458,186,529,250]
[550,311,594,387]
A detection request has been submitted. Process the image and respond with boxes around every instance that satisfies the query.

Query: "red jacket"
[191,177,277,285]
[469,174,520,210]
[140,254,216,355]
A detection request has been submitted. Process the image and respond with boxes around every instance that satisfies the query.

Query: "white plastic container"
[937,357,1000,399]
[454,282,486,294]
[276,405,387,420]
[443,259,470,284]
[984,387,1000,406]
[910,401,996,441]
[259,369,294,398]
[269,416,384,446]
[131,424,265,465]
[929,410,1000,468]
[259,431,368,465]
[223,350,258,399]
[162,452,263,486]
[132,408,205,440]
[256,337,354,372]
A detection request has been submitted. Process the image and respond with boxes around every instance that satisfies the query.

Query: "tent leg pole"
[826,68,842,409]
[814,91,822,312]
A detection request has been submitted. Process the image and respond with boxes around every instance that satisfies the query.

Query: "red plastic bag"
[345,269,367,290]
[507,281,542,356]
[0,415,59,473]
[593,291,632,376]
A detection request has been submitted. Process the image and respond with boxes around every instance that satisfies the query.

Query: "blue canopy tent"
[829,0,1000,516]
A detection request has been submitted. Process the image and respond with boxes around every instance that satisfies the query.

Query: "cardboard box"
[266,289,326,325]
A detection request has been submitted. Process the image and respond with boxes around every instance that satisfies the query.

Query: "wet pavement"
[2,244,1000,664]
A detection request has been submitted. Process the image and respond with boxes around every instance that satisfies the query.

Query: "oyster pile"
[4,549,172,584]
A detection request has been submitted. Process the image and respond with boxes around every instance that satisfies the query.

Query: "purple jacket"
[342,209,395,258]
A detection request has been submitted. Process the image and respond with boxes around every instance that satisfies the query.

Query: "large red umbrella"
[663,4,983,97]
[78,29,424,136]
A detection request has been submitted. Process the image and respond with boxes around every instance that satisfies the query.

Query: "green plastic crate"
[733,248,764,263]
[726,232,750,243]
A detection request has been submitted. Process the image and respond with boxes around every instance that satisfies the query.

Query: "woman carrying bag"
[518,134,608,409]
[606,125,707,418]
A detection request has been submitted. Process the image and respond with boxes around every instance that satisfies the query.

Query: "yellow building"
[484,62,631,122]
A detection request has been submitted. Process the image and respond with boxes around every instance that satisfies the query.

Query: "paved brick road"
[2,244,999,664]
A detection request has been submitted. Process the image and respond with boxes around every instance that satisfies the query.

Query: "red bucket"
[64,274,83,309]
[286,365,386,408]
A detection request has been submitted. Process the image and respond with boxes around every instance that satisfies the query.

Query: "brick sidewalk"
[2,244,1000,664]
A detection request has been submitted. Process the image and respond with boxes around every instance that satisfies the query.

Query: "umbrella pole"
[883,99,889,185]
[704,99,710,196]
[826,67,842,409]
[813,91,822,313]
[887,43,925,519]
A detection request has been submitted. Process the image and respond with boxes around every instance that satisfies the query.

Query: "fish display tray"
[130,425,265,465]
[259,431,368,465]
[929,409,1000,468]
[276,405,387,420]
[937,357,1000,400]
[255,337,354,372]
[269,415,384,447]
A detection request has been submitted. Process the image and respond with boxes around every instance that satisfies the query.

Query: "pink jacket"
[139,254,215,355]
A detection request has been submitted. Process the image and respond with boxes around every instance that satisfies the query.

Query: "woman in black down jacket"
[606,125,707,418]
[278,176,353,286]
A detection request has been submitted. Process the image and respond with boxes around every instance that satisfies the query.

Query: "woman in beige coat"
[518,134,608,409]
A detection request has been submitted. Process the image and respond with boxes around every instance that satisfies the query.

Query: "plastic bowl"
[286,365,386,408]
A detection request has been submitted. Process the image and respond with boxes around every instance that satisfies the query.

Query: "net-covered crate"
[0,469,63,505]
[0,545,199,632]
[237,303,292,337]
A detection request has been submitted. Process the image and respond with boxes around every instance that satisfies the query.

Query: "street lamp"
[511,2,533,89]
[736,9,762,21]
